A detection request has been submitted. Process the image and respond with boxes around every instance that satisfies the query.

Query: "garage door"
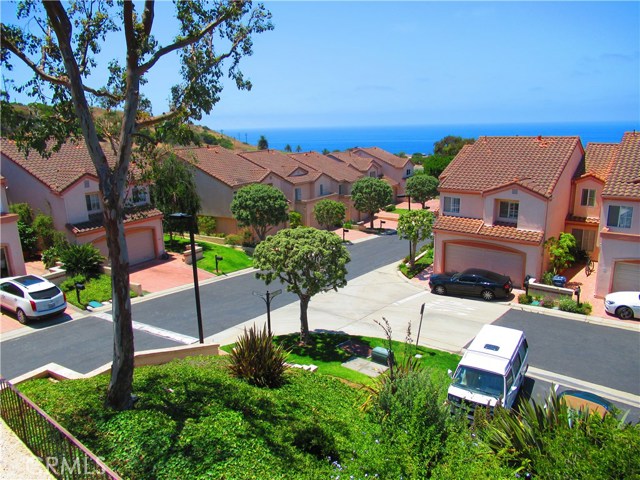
[444,243,525,287]
[612,262,640,292]
[126,229,155,266]
[92,229,155,266]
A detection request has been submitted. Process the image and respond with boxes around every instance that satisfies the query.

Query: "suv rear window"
[29,286,62,300]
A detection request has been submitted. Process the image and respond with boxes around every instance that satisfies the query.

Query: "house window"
[443,196,460,214]
[572,228,596,252]
[319,184,324,196]
[84,180,90,188]
[85,193,101,212]
[132,186,148,205]
[499,201,519,222]
[405,168,412,177]
[607,205,633,228]
[338,184,343,195]
[295,188,302,201]
[369,171,377,178]
[580,188,596,207]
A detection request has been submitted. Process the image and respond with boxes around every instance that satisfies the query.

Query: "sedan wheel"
[433,285,447,296]
[481,290,495,301]
[16,308,29,325]
[616,306,635,320]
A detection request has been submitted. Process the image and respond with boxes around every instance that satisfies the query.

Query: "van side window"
[512,350,522,375]
[506,370,514,391]
[517,339,528,367]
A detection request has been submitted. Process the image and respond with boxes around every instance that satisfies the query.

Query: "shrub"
[16,221,38,258]
[59,243,104,277]
[9,202,34,225]
[558,297,592,315]
[225,233,243,246]
[196,215,216,235]
[518,293,533,305]
[32,213,56,249]
[291,420,340,461]
[541,270,555,285]
[343,220,352,229]
[288,211,302,228]
[227,324,288,388]
[384,204,396,212]
[541,296,556,308]
[41,247,59,269]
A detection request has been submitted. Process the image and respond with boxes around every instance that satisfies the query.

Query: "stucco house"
[432,136,584,287]
[0,176,26,277]
[592,132,640,296]
[328,147,414,197]
[1,139,165,266]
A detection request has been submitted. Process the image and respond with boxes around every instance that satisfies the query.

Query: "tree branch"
[142,1,154,36]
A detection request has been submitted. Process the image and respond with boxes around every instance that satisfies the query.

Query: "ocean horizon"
[221,121,639,155]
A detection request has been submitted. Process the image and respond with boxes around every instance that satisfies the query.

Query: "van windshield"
[452,366,504,398]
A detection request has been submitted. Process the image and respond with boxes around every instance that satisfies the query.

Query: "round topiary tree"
[351,177,393,229]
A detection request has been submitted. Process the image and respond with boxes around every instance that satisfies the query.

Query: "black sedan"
[428,268,513,301]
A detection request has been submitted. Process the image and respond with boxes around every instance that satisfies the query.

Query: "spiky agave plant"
[228,324,289,388]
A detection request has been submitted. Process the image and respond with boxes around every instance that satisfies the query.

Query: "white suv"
[1,275,67,324]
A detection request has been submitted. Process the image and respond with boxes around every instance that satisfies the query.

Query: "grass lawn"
[60,274,138,309]
[222,332,460,386]
[399,248,434,279]
[164,234,253,275]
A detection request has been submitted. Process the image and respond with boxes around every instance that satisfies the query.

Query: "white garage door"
[92,229,155,266]
[612,262,640,292]
[126,229,155,266]
[444,243,525,287]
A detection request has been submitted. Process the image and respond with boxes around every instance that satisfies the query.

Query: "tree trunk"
[409,240,416,268]
[104,209,135,410]
[369,213,375,229]
[299,295,310,344]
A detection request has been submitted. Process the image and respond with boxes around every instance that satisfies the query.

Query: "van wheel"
[481,290,495,301]
[433,285,446,296]
[16,309,29,325]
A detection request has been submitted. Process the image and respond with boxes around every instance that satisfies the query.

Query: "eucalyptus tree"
[1,0,272,409]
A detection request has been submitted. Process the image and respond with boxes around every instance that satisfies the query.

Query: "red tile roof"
[288,151,362,183]
[174,146,268,187]
[352,147,409,169]
[602,131,640,199]
[1,138,117,193]
[240,150,321,184]
[328,151,377,172]
[578,142,618,182]
[439,136,583,198]
[68,207,163,233]
[433,215,544,244]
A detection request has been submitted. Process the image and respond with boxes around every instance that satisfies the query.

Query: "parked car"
[604,291,640,320]
[558,389,614,419]
[0,275,67,324]
[429,268,513,301]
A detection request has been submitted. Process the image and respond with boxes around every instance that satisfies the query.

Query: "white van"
[447,324,529,420]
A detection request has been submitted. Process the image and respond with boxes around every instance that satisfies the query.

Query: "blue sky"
[2,1,639,130]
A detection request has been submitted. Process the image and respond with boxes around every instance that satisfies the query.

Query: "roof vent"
[484,344,500,352]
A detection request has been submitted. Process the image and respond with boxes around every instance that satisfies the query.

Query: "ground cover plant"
[60,274,138,309]
[164,235,253,274]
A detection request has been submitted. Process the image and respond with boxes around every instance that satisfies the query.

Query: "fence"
[0,378,120,479]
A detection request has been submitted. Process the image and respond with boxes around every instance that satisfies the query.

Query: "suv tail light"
[30,300,37,312]
[504,283,511,290]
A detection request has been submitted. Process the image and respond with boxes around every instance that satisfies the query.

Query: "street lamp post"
[252,289,282,336]
[170,213,204,344]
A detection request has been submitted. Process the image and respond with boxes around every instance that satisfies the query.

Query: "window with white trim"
[85,193,101,213]
[443,196,460,214]
[580,188,596,207]
[498,201,519,222]
[607,205,633,228]
[572,228,596,252]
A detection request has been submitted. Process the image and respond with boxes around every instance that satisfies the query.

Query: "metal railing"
[0,378,121,479]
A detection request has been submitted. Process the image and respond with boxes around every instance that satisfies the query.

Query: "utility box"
[371,347,392,366]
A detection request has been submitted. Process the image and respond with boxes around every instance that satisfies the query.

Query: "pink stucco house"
[1,139,165,266]
[0,176,26,277]
[432,136,584,288]
[589,132,640,295]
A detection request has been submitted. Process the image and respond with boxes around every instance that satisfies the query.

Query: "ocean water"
[222,121,638,155]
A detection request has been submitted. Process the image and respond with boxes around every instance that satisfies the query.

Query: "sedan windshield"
[452,366,504,397]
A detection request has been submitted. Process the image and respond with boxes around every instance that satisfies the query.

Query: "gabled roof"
[438,136,583,198]
[351,147,409,169]
[240,150,322,184]
[328,150,380,172]
[602,131,640,199]
[575,142,618,183]
[174,146,269,188]
[1,138,117,193]
[288,151,362,183]
[433,215,544,244]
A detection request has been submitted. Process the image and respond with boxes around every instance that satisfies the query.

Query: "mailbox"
[372,346,392,366]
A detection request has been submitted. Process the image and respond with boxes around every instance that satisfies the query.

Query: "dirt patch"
[337,340,372,358]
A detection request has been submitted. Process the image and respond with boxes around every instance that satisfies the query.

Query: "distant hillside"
[0,101,256,152]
